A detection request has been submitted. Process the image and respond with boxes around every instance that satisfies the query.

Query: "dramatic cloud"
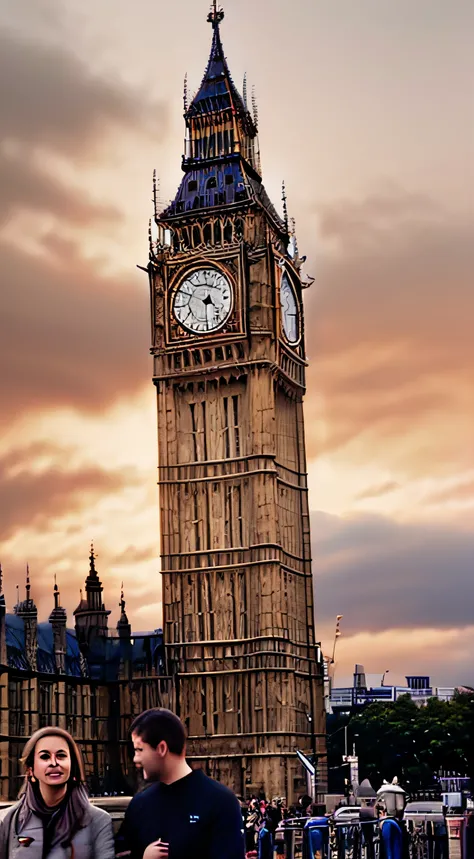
[0,1,471,689]
[0,440,141,542]
[312,510,474,636]
[355,481,399,501]
[304,192,474,471]
[1,237,150,421]
[332,626,474,689]
[0,23,168,426]
[0,26,166,159]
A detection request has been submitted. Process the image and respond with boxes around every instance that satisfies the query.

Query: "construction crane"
[324,615,343,694]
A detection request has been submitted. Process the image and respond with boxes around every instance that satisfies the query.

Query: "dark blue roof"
[87,630,164,682]
[5,616,83,676]
[4,615,164,681]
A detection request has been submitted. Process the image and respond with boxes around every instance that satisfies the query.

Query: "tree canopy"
[327,692,474,794]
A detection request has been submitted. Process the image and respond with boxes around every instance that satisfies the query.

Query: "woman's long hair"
[17,726,91,849]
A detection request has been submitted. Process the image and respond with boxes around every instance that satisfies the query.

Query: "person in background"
[0,726,114,859]
[376,802,403,859]
[116,707,245,859]
[245,798,262,854]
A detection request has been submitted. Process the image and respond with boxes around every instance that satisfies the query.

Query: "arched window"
[207,176,217,189]
[193,225,202,247]
[203,223,212,245]
[214,220,222,245]
[224,220,233,243]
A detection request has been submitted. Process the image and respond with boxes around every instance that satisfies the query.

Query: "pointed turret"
[159,4,284,231]
[116,583,131,640]
[74,544,110,649]
[49,577,67,674]
[14,565,38,670]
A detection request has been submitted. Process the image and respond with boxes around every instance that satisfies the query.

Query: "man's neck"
[161,758,192,785]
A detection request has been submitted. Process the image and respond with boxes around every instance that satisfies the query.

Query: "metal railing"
[272,815,455,859]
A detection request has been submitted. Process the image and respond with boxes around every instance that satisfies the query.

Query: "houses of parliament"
[0,4,326,803]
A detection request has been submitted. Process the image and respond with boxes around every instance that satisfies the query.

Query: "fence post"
[303,817,330,859]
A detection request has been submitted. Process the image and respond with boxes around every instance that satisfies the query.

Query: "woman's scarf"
[17,779,90,850]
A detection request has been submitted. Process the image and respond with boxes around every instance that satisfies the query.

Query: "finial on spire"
[0,563,3,596]
[207,0,224,26]
[89,542,97,576]
[16,584,20,604]
[242,73,248,109]
[282,181,289,234]
[54,574,60,609]
[119,582,126,614]
[26,564,31,600]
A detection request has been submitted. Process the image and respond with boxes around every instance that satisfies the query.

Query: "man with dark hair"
[116,708,245,859]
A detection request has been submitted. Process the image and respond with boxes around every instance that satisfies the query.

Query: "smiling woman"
[0,726,115,859]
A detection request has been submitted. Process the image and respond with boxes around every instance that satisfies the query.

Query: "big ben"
[147,4,326,802]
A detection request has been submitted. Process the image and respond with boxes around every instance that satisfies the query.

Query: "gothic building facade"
[0,555,173,801]
[0,6,326,804]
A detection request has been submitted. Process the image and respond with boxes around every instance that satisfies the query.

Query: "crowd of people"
[242,792,317,857]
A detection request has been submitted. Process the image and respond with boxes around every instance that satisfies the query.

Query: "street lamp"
[381,669,390,687]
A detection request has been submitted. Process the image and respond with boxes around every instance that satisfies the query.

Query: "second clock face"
[280,271,299,344]
[173,268,233,334]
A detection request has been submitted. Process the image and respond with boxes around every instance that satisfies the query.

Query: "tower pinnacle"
[89,542,98,578]
[207,0,224,27]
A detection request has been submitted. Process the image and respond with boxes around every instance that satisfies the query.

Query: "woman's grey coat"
[0,802,115,859]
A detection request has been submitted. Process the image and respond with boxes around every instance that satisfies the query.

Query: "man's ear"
[157,740,168,757]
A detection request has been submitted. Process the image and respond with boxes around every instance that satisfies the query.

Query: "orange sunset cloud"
[1,0,472,688]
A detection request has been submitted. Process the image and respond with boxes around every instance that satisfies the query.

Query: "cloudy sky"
[1,0,473,687]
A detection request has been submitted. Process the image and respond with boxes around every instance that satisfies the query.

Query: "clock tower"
[148,4,326,801]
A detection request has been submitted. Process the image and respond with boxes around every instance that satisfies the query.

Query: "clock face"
[173,268,233,334]
[280,272,299,344]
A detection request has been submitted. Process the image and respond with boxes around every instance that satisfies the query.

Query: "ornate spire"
[207,0,224,27]
[15,564,37,614]
[160,2,284,233]
[117,582,131,640]
[119,583,129,623]
[49,574,67,623]
[89,542,98,578]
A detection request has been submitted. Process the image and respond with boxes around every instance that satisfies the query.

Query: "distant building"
[0,551,172,800]
[329,664,466,714]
